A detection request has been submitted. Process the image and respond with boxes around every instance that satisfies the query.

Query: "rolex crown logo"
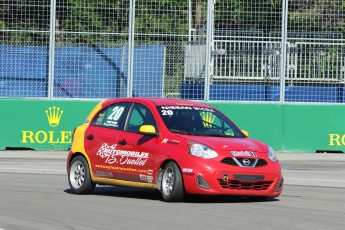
[45,106,63,127]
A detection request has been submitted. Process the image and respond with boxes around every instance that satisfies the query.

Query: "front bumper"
[182,159,283,197]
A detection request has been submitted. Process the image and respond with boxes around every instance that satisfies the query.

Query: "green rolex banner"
[1,99,99,150]
[1,99,345,152]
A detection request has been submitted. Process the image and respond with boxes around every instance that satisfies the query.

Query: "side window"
[92,103,128,130]
[125,103,157,133]
[92,107,108,126]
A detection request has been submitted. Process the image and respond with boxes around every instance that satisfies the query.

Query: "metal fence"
[1,0,345,103]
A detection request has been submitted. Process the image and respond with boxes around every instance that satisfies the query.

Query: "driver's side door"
[114,103,159,183]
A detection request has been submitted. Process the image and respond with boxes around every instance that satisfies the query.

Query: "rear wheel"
[161,161,184,202]
[68,156,95,194]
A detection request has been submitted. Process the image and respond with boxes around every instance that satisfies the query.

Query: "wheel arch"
[68,151,95,181]
[156,159,184,191]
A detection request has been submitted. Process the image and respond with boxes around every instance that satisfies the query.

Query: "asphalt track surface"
[0,151,344,230]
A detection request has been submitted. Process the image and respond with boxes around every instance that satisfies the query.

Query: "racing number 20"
[108,106,125,121]
[161,110,173,116]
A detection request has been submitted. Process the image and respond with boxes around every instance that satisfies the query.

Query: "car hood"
[176,134,268,153]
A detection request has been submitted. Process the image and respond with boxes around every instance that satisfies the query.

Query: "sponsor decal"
[139,174,153,183]
[96,143,149,166]
[222,174,229,182]
[162,138,180,145]
[96,171,113,177]
[201,112,215,128]
[329,134,345,146]
[182,168,193,173]
[233,174,265,182]
[21,106,72,144]
[159,106,215,116]
[168,140,180,145]
[103,105,126,128]
[95,164,147,173]
[231,151,257,157]
[162,138,169,143]
[182,168,194,176]
[160,106,193,111]
[94,114,105,125]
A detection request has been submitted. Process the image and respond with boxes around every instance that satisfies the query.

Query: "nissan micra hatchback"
[67,98,283,202]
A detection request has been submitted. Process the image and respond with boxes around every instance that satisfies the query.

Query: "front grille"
[220,157,237,165]
[221,157,267,167]
[218,179,273,190]
[256,159,268,167]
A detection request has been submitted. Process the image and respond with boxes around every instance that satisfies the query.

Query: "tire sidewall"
[161,161,184,202]
[69,155,95,194]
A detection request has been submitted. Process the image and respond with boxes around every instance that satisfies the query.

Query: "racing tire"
[68,155,95,194]
[161,161,185,202]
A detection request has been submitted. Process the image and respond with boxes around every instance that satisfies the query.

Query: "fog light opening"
[275,179,284,192]
[196,175,210,190]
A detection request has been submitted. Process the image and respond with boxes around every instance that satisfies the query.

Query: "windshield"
[157,105,245,138]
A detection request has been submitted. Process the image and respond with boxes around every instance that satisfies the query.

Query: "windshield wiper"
[206,133,233,138]
[170,129,192,135]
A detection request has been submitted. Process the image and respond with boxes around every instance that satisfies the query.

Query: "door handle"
[118,139,127,145]
[86,135,94,140]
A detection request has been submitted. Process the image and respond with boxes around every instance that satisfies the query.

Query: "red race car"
[67,98,283,202]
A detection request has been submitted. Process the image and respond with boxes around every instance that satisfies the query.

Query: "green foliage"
[164,63,184,98]
[0,20,5,30]
[134,0,189,35]
[1,0,345,45]
[215,0,283,31]
[289,0,345,32]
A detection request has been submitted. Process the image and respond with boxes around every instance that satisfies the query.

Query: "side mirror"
[139,125,158,136]
[241,130,249,137]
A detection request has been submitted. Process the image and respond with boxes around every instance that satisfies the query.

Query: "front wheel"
[68,155,95,194]
[161,161,184,202]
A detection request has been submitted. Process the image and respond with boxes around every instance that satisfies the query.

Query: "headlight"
[187,141,218,159]
[268,146,278,162]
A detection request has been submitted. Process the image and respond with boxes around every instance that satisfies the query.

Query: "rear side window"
[92,103,129,130]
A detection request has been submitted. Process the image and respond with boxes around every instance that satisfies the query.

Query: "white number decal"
[108,106,125,121]
[161,110,173,116]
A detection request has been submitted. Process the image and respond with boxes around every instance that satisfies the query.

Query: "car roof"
[103,97,213,108]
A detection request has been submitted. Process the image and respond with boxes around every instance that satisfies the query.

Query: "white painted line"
[0,167,65,172]
[285,177,345,183]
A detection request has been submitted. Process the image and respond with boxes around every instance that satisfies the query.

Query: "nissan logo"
[242,158,251,166]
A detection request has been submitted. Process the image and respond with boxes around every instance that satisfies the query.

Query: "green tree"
[289,0,345,33]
